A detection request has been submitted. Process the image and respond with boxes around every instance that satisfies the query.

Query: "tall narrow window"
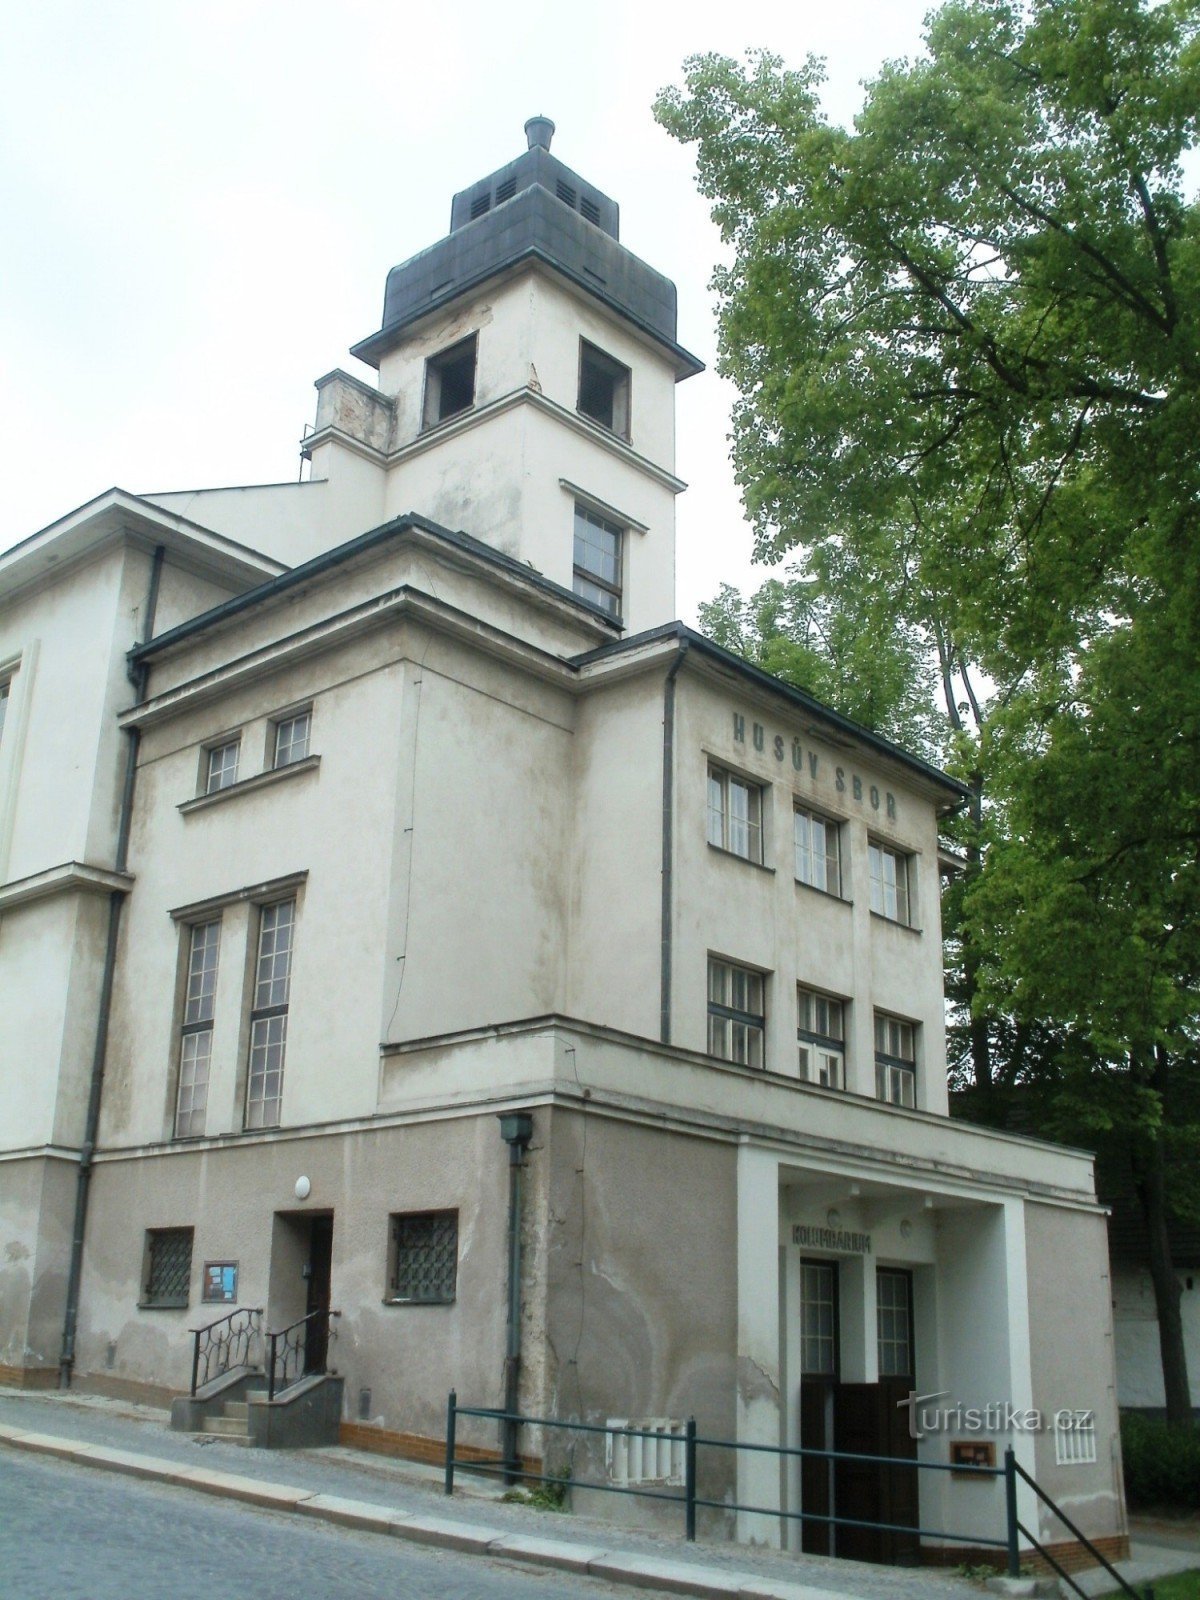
[797,987,845,1088]
[868,840,914,925]
[877,1268,914,1377]
[874,1012,916,1107]
[205,738,240,794]
[800,1260,838,1376]
[422,334,477,428]
[572,503,623,617]
[577,340,630,437]
[245,899,295,1129]
[272,709,311,769]
[0,679,9,749]
[707,765,764,863]
[175,920,220,1138]
[707,957,765,1069]
[794,806,841,895]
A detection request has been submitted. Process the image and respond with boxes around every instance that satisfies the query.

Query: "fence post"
[267,1333,277,1403]
[445,1391,457,1496]
[684,1417,697,1542]
[1004,1446,1020,1578]
[190,1329,201,1397]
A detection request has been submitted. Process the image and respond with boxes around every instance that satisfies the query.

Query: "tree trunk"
[961,771,992,1094]
[1132,1048,1193,1426]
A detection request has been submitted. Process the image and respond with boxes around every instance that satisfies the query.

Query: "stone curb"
[0,1424,858,1600]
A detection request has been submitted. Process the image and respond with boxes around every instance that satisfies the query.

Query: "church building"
[0,119,1126,1568]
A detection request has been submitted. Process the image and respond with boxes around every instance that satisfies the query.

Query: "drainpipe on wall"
[660,637,689,1045]
[59,544,164,1389]
[497,1110,534,1481]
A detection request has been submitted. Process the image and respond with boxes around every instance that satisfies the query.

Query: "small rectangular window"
[794,806,841,896]
[797,986,845,1088]
[174,920,220,1138]
[389,1210,458,1303]
[423,334,477,428]
[578,340,630,437]
[869,840,914,925]
[707,957,765,1070]
[707,765,764,863]
[205,738,240,794]
[877,1268,914,1377]
[1054,1415,1098,1466]
[142,1227,194,1308]
[272,709,311,769]
[874,1011,916,1107]
[572,503,623,617]
[800,1259,838,1376]
[245,899,295,1130]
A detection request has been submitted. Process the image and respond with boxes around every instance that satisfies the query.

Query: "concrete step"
[201,1414,252,1437]
[222,1402,249,1422]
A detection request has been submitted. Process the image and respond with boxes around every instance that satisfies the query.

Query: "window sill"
[869,910,922,935]
[795,879,851,906]
[575,409,631,446]
[180,755,320,814]
[138,1300,189,1311]
[706,842,774,874]
[382,1297,456,1307]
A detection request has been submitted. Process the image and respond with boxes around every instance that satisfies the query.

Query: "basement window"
[388,1210,458,1304]
[606,1419,686,1487]
[423,334,477,428]
[141,1227,194,1309]
[577,340,630,438]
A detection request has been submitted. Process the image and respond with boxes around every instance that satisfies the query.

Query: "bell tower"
[306,119,702,635]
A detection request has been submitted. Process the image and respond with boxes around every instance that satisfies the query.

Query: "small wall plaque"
[202,1261,238,1303]
[950,1439,996,1475]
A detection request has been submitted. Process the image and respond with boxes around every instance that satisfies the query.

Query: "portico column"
[736,1143,783,1546]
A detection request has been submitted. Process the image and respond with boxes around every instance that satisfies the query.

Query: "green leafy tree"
[658,0,1200,1423]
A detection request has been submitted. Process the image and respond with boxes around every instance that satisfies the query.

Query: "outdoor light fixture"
[826,1207,841,1228]
[294,1176,311,1201]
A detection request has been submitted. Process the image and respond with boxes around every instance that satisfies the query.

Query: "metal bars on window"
[245,899,295,1129]
[144,1227,193,1307]
[175,920,220,1137]
[390,1210,458,1303]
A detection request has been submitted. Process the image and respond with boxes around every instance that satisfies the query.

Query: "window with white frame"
[707,957,765,1069]
[707,765,764,863]
[572,503,623,617]
[800,1259,838,1376]
[422,334,477,427]
[794,805,841,895]
[578,340,631,437]
[606,1419,686,1487]
[874,1012,916,1107]
[272,708,311,769]
[877,1268,914,1377]
[1053,1414,1098,1466]
[797,987,845,1088]
[204,738,240,794]
[244,899,295,1129]
[174,920,220,1138]
[868,839,914,925]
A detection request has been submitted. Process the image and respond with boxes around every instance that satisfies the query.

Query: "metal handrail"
[189,1306,263,1396]
[1010,1453,1153,1600]
[266,1308,341,1401]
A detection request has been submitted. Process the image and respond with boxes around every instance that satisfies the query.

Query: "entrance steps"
[198,1399,252,1445]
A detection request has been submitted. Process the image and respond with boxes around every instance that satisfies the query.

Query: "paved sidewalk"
[1,1387,1193,1599]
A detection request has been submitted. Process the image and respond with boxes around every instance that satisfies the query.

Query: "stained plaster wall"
[0,1154,76,1370]
[672,670,949,1111]
[74,1116,513,1436]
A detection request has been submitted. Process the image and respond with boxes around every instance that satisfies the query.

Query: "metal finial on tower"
[524,116,555,152]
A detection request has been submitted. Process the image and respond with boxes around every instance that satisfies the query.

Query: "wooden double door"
[800,1376,920,1564]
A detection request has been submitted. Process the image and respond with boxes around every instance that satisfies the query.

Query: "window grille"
[605,1419,686,1487]
[390,1210,458,1302]
[1054,1416,1098,1466]
[143,1227,193,1308]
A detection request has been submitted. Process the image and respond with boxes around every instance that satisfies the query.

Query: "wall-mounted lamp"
[826,1207,841,1229]
[294,1176,311,1201]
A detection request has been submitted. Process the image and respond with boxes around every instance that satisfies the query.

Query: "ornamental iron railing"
[266,1308,341,1401]
[189,1306,263,1396]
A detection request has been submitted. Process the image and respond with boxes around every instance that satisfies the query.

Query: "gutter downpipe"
[59,544,164,1388]
[498,1111,534,1481]
[660,638,688,1044]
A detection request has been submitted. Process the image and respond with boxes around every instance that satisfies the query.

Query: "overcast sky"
[0,0,936,619]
